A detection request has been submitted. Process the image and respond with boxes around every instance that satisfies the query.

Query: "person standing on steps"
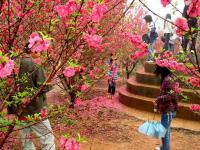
[15,44,55,150]
[144,15,158,62]
[182,0,198,52]
[107,58,119,99]
[163,14,174,52]
[168,26,178,53]
[154,65,178,150]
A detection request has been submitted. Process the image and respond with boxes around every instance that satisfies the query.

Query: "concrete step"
[118,85,200,121]
[136,67,195,89]
[136,68,160,86]
[143,61,189,75]
[127,78,200,104]
[144,61,156,73]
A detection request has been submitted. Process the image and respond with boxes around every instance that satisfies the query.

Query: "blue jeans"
[160,112,176,150]
[148,41,155,61]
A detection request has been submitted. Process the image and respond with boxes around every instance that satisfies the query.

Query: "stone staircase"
[119,62,200,121]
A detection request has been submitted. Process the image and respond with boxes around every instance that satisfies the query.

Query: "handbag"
[138,114,166,139]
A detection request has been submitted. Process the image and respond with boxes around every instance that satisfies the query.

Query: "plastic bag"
[138,121,166,139]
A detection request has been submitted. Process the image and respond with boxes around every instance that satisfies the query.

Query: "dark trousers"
[163,33,171,51]
[69,92,76,105]
[160,112,176,150]
[182,33,197,52]
[108,79,116,95]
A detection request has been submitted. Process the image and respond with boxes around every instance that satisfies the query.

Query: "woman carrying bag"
[154,65,178,150]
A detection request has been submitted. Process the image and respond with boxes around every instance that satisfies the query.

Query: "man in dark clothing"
[144,15,158,62]
[13,45,55,150]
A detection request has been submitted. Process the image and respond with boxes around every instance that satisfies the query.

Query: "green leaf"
[63,133,70,139]
[76,133,87,143]
[0,127,7,132]
[38,31,53,40]
[10,51,18,58]
[72,12,81,17]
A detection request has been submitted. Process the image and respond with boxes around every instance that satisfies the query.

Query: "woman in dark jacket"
[154,65,178,150]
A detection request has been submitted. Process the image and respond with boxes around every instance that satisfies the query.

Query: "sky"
[127,0,185,30]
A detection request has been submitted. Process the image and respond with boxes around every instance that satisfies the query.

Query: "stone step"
[127,78,200,104]
[136,68,160,86]
[144,61,190,76]
[136,68,194,89]
[118,85,200,121]
[144,61,156,73]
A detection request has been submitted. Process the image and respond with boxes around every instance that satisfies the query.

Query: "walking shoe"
[147,60,154,63]
[69,104,74,109]
[155,146,161,150]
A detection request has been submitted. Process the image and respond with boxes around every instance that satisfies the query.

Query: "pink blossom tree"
[0,0,136,148]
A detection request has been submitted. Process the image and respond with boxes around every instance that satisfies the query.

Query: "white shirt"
[169,28,178,44]
[147,22,155,37]
[148,22,155,32]
[164,19,173,34]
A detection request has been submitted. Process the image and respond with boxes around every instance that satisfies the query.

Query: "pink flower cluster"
[156,52,200,88]
[89,70,96,79]
[60,137,80,150]
[198,19,200,27]
[83,33,103,50]
[34,58,41,65]
[28,32,50,53]
[74,98,82,106]
[130,50,148,60]
[54,0,79,18]
[40,109,47,118]
[155,59,189,74]
[63,67,76,78]
[19,109,47,122]
[190,104,200,112]
[129,34,148,60]
[161,51,173,58]
[0,59,14,78]
[188,76,200,88]
[86,1,94,9]
[130,34,148,51]
[160,0,172,7]
[187,0,200,18]
[94,67,101,74]
[80,85,88,92]
[91,4,107,22]
[175,18,189,37]
[174,82,182,94]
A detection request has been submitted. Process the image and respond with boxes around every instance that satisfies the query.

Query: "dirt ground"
[46,83,200,150]
[50,96,200,150]
[7,84,200,150]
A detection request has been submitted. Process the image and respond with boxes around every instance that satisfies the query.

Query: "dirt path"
[48,95,200,150]
[45,82,200,150]
[9,83,200,150]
